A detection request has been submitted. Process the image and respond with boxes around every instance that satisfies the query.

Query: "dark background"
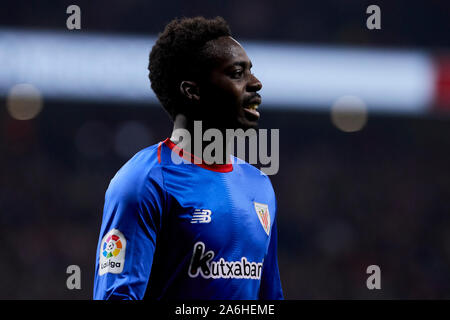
[1,0,450,299]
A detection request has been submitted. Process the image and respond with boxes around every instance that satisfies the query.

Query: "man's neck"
[170,114,232,164]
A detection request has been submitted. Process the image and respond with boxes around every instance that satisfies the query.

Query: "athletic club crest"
[253,202,270,236]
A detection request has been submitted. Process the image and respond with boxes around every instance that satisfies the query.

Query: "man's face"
[197,36,263,130]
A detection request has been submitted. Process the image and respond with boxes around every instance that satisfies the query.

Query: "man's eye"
[231,70,244,78]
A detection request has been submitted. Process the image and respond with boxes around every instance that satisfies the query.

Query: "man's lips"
[244,96,262,108]
[243,106,260,120]
[243,97,261,120]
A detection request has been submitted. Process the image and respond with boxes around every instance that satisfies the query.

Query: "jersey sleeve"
[259,216,284,300]
[93,164,165,300]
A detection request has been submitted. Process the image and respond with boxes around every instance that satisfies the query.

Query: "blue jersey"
[93,138,283,300]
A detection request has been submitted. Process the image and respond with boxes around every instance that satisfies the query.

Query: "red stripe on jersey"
[157,142,162,163]
[162,138,233,173]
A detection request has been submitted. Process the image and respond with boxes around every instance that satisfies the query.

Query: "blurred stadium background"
[1,0,450,299]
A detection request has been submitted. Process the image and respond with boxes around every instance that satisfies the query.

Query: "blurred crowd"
[1,103,450,299]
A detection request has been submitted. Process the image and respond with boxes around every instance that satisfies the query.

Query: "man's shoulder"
[117,142,162,177]
[106,142,164,201]
[232,156,271,177]
[232,156,274,188]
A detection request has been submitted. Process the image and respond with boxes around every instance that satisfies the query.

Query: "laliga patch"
[99,229,126,275]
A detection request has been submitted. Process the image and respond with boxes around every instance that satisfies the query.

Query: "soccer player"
[93,16,283,300]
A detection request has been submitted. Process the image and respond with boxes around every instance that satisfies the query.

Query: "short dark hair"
[148,16,232,120]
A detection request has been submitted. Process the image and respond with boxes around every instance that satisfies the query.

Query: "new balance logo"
[191,209,212,224]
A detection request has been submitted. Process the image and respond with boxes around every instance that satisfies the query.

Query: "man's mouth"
[243,103,260,120]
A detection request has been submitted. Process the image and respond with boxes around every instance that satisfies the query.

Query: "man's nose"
[247,73,262,92]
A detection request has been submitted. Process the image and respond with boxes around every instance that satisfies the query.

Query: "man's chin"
[236,118,259,131]
[202,118,259,131]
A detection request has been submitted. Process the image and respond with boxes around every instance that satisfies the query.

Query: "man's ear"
[180,81,200,102]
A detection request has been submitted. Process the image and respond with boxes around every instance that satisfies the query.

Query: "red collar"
[162,138,233,173]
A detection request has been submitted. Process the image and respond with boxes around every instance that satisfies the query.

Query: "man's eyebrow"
[228,60,253,69]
